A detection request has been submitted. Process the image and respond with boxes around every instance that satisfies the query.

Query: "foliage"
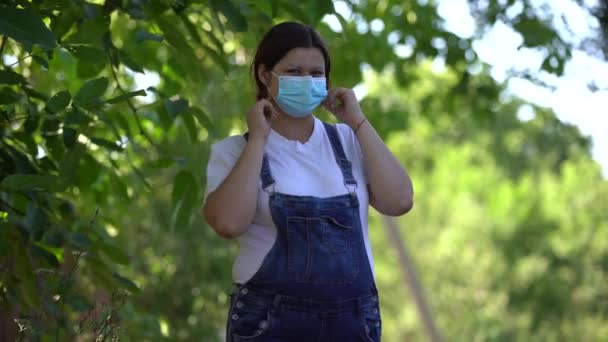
[0,0,606,340]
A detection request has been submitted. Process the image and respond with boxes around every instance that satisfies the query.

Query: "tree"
[1,0,606,340]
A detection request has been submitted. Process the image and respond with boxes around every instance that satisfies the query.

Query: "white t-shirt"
[205,117,374,284]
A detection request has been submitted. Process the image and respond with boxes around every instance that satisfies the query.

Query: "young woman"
[203,22,413,342]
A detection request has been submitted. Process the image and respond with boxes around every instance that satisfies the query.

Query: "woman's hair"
[251,22,331,100]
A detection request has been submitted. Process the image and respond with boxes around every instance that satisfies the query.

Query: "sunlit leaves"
[0,87,19,104]
[0,174,65,192]
[135,29,164,43]
[1,0,605,340]
[171,170,199,230]
[512,15,558,48]
[164,97,189,117]
[0,7,56,50]
[106,89,147,104]
[46,90,71,114]
[73,77,109,108]
[0,69,27,85]
[210,0,248,32]
[66,45,108,78]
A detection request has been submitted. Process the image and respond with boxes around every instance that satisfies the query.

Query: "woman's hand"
[323,87,365,128]
[246,99,276,141]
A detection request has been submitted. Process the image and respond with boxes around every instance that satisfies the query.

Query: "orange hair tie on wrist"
[354,118,367,135]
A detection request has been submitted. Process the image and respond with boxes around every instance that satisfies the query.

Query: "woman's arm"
[203,137,265,238]
[355,118,413,216]
[324,88,413,216]
[203,99,275,238]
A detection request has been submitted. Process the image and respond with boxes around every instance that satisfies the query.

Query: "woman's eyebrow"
[284,64,324,70]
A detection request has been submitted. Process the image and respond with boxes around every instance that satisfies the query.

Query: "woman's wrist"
[352,116,367,135]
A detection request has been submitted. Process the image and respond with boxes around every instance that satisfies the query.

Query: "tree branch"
[0,35,7,60]
[108,62,159,149]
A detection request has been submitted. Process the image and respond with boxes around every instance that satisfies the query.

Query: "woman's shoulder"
[324,121,357,146]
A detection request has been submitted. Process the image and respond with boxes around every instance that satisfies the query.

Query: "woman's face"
[259,47,326,98]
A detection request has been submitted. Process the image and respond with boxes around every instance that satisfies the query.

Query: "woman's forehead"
[277,47,325,69]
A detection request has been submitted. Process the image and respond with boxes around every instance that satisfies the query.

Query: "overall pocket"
[227,289,273,341]
[286,215,359,284]
[360,302,382,342]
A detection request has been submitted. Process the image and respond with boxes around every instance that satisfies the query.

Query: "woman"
[203,22,413,342]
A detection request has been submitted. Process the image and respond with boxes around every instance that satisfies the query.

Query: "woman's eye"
[288,69,300,74]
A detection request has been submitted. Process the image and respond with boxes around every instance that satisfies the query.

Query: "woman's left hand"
[323,87,365,129]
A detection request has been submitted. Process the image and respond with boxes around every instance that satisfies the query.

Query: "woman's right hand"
[246,99,276,142]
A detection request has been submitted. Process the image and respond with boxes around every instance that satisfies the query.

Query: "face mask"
[271,72,328,117]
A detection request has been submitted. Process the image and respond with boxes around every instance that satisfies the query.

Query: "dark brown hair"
[251,22,331,100]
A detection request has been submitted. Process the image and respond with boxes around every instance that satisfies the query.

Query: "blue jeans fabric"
[227,284,381,342]
[229,123,381,341]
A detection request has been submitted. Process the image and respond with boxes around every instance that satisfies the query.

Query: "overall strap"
[322,123,357,189]
[243,133,275,191]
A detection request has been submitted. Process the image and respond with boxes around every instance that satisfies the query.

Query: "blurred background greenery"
[1,0,607,341]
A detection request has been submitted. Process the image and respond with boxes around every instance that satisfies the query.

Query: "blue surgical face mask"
[271,72,328,117]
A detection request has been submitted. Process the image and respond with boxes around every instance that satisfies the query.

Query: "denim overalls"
[227,123,381,341]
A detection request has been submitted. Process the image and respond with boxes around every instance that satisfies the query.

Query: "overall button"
[259,320,269,329]
[240,288,248,295]
[236,301,244,308]
[231,314,239,320]
[372,308,378,314]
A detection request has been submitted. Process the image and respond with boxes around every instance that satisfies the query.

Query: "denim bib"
[228,123,381,341]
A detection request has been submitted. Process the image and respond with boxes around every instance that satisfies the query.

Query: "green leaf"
[154,15,207,78]
[113,272,140,293]
[59,143,85,185]
[66,45,106,61]
[0,69,27,85]
[64,108,91,128]
[22,86,47,101]
[34,241,64,263]
[164,97,189,117]
[0,87,19,104]
[50,5,78,40]
[62,127,78,148]
[0,174,65,192]
[246,0,272,15]
[181,111,198,141]
[112,49,143,73]
[70,231,91,250]
[106,89,147,104]
[513,16,556,48]
[32,55,49,69]
[156,15,192,52]
[73,77,108,108]
[171,170,196,212]
[98,240,130,265]
[135,29,164,43]
[541,54,565,75]
[67,45,108,77]
[0,7,57,49]
[65,14,108,45]
[25,204,48,239]
[90,137,123,151]
[78,154,101,188]
[46,90,71,114]
[211,0,248,32]
[131,164,152,191]
[14,244,40,308]
[191,107,214,132]
[171,170,199,230]
[110,174,129,201]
